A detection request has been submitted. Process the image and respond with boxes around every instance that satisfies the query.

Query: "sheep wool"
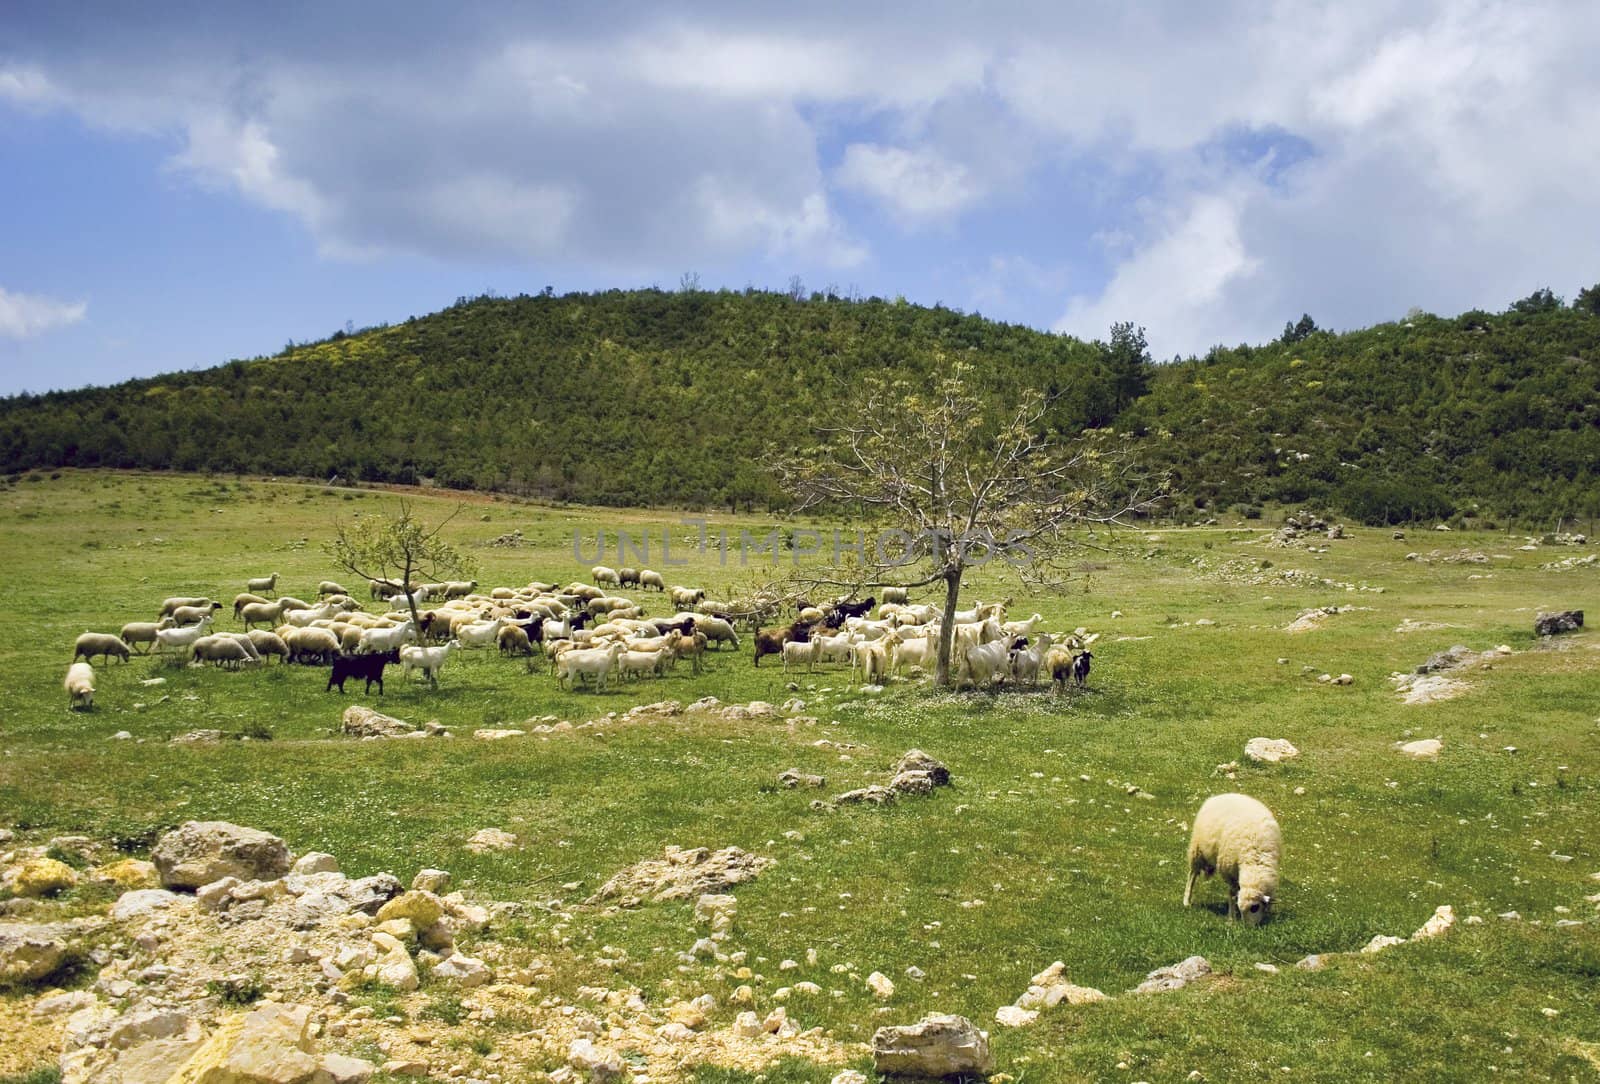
[1185,793,1281,925]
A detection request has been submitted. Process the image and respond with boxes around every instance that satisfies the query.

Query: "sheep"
[443,580,478,600]
[889,631,935,675]
[240,599,290,631]
[881,586,909,605]
[694,616,740,650]
[328,649,400,695]
[592,565,621,588]
[247,573,280,596]
[119,622,163,654]
[246,629,290,663]
[191,634,255,669]
[283,626,340,665]
[797,606,826,625]
[850,636,894,685]
[960,636,1017,689]
[400,639,461,685]
[233,593,270,618]
[617,567,641,588]
[456,616,507,649]
[815,631,855,666]
[159,596,212,618]
[670,585,706,609]
[639,569,666,591]
[74,632,131,666]
[618,647,669,681]
[170,601,223,626]
[1185,793,1281,925]
[317,580,348,597]
[498,625,533,656]
[64,662,95,709]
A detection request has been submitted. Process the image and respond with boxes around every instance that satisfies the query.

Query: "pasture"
[2,470,1598,1083]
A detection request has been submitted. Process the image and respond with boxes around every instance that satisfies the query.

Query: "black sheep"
[327,649,400,695]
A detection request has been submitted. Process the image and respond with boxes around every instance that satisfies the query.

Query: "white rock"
[465,828,518,853]
[1398,738,1443,760]
[1244,738,1300,763]
[110,888,183,921]
[732,1010,762,1038]
[872,1014,993,1077]
[1360,935,1406,954]
[568,1037,623,1081]
[994,1005,1038,1028]
[1411,905,1455,941]
[867,971,896,999]
[432,952,492,988]
[292,852,340,875]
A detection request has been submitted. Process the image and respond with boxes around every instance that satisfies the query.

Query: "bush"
[1336,478,1454,526]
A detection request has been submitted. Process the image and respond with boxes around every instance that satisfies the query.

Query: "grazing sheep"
[639,569,666,591]
[443,580,477,600]
[233,592,270,618]
[64,662,95,709]
[283,626,340,665]
[247,573,280,596]
[191,634,256,669]
[170,601,223,626]
[881,586,909,605]
[119,621,163,654]
[1185,793,1282,925]
[592,565,621,588]
[246,629,290,663]
[240,599,290,630]
[318,580,349,597]
[154,619,213,658]
[74,632,131,666]
[618,567,641,588]
[670,585,706,609]
[159,596,212,618]
[498,625,533,656]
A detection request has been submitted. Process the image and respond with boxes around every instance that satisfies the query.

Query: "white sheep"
[246,629,290,663]
[240,599,291,630]
[159,596,212,618]
[639,569,666,591]
[782,638,821,674]
[670,585,705,609]
[74,632,131,665]
[1002,612,1044,638]
[64,661,95,709]
[881,586,909,605]
[317,580,348,597]
[443,580,477,600]
[592,565,621,588]
[1185,793,1282,925]
[959,636,1014,688]
[284,626,340,664]
[692,615,739,650]
[456,616,507,649]
[119,622,163,654]
[170,602,223,626]
[1010,632,1054,686]
[247,573,279,596]
[191,634,256,669]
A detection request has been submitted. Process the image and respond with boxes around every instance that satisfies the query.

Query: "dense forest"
[3,285,1598,526]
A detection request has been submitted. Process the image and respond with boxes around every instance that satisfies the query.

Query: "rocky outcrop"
[871,1013,993,1078]
[1535,610,1584,636]
[152,822,291,890]
[589,846,773,905]
[0,922,73,986]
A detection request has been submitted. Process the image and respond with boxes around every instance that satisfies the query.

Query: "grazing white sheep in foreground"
[159,596,212,618]
[74,632,130,665]
[64,662,95,709]
[191,634,256,669]
[246,573,279,596]
[1185,793,1282,925]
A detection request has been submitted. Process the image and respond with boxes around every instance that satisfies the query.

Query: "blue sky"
[4,1,1599,394]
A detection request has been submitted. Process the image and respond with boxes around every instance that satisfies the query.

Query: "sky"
[3,1,1599,395]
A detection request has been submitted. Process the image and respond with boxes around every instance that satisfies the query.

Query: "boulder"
[465,828,518,854]
[321,1053,377,1084]
[290,853,339,876]
[568,1037,624,1082]
[895,750,951,786]
[93,858,162,890]
[369,932,419,991]
[343,874,403,915]
[833,786,895,806]
[1397,738,1443,761]
[1243,738,1300,764]
[8,857,79,897]
[872,1013,993,1078]
[431,952,492,988]
[1133,955,1212,994]
[152,822,291,890]
[341,706,415,738]
[778,769,826,789]
[165,1001,323,1084]
[0,922,72,986]
[1535,610,1584,636]
[111,888,184,922]
[410,869,451,893]
[889,770,937,796]
[375,890,444,931]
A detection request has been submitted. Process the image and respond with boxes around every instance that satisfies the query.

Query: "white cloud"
[835,143,980,224]
[0,287,87,339]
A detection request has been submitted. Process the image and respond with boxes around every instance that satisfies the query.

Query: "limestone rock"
[994,1005,1038,1028]
[1243,738,1299,763]
[833,786,895,806]
[321,1053,377,1084]
[93,858,162,890]
[375,890,445,931]
[8,857,79,897]
[343,874,403,915]
[473,728,526,740]
[465,828,518,853]
[1534,610,1583,636]
[867,971,896,999]
[568,1037,623,1082]
[1361,934,1406,954]
[895,750,951,786]
[0,922,71,986]
[889,770,937,796]
[152,821,291,890]
[111,888,184,921]
[872,1013,993,1078]
[411,869,451,893]
[733,1010,762,1038]
[197,877,242,912]
[431,952,491,988]
[589,845,773,904]
[166,1001,322,1084]
[369,933,420,991]
[832,1072,869,1084]
[341,706,416,738]
[290,853,339,876]
[1397,738,1443,760]
[1411,905,1455,941]
[1134,955,1212,994]
[778,769,826,788]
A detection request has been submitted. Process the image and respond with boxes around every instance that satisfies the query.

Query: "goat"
[327,649,400,695]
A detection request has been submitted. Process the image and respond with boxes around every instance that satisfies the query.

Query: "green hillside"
[3,287,1598,524]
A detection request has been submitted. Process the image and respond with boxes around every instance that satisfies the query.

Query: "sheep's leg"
[1183,867,1196,907]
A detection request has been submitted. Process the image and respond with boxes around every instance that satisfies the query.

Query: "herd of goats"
[63,563,1098,707]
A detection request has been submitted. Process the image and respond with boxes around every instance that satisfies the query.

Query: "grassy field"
[2,470,1599,1083]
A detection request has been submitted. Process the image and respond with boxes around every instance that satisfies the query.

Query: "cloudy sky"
[3,1,1599,394]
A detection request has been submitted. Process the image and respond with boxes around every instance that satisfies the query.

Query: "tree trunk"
[403,556,422,638]
[934,567,963,687]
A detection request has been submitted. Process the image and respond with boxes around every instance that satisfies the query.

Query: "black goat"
[834,596,876,620]
[327,649,400,695]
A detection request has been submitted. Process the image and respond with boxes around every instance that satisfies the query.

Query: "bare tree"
[325,500,476,633]
[777,362,1162,685]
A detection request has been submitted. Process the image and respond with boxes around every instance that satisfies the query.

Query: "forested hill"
[2,287,1599,524]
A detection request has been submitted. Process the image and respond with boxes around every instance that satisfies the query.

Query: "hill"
[3,287,1598,524]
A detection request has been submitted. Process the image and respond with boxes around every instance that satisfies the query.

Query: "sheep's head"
[1237,887,1272,925]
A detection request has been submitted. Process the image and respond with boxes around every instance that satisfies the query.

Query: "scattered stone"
[889,770,937,796]
[341,705,417,738]
[867,971,896,999]
[291,852,339,876]
[322,1052,378,1083]
[381,1060,431,1078]
[474,728,526,740]
[1013,961,1108,1011]
[0,922,71,986]
[1361,935,1406,954]
[733,1010,763,1038]
[994,1005,1038,1028]
[152,821,291,890]
[1411,905,1455,941]
[1254,962,1279,974]
[432,952,492,988]
[370,932,420,991]
[1334,673,1354,685]
[1295,954,1327,971]
[832,1071,869,1084]
[778,769,826,788]
[569,1037,624,1081]
[833,786,896,806]
[6,857,79,897]
[589,845,773,904]
[1535,610,1584,637]
[171,1001,323,1083]
[1243,738,1300,763]
[411,868,451,893]
[1397,738,1443,760]
[110,888,184,921]
[895,750,951,786]
[92,858,161,890]
[465,828,519,853]
[376,890,445,931]
[872,1013,993,1078]
[1134,955,1212,994]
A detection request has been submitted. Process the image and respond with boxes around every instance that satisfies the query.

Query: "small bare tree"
[325,500,476,633]
[778,362,1161,685]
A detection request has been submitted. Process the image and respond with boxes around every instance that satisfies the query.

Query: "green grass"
[2,470,1599,1082]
